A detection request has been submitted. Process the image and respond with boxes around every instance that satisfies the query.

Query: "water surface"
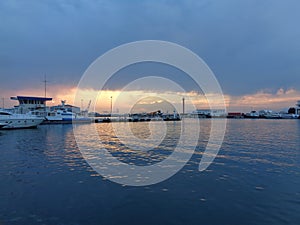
[0,119,299,225]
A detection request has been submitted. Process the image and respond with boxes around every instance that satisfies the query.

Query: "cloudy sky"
[1,0,300,112]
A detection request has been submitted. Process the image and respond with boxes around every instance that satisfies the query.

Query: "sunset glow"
[3,85,300,113]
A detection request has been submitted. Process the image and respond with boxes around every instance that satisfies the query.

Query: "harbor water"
[0,119,299,225]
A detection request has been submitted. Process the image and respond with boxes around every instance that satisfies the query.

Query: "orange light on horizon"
[2,85,300,113]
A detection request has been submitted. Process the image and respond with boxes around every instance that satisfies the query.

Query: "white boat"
[28,100,92,124]
[0,110,44,129]
[0,122,6,129]
[280,113,299,119]
[264,112,281,119]
[162,111,181,121]
[245,111,260,118]
[44,109,92,123]
[10,96,92,124]
[43,101,92,123]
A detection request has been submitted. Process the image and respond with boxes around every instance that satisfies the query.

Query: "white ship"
[11,96,92,124]
[43,100,92,123]
[0,110,44,129]
[244,110,260,118]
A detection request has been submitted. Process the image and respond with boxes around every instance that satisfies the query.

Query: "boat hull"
[0,118,44,129]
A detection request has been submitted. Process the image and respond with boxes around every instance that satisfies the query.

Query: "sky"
[1,0,300,112]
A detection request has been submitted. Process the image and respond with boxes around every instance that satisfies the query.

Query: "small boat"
[95,118,111,123]
[162,111,181,121]
[0,110,44,129]
[244,111,260,118]
[0,122,6,129]
[163,117,181,121]
[280,113,299,119]
[227,112,244,119]
[37,100,92,124]
[128,114,152,122]
[264,112,282,119]
[43,109,92,124]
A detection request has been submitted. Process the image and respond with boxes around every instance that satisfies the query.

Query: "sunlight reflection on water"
[0,119,299,225]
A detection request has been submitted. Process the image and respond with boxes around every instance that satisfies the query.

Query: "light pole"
[110,96,113,116]
[182,97,185,115]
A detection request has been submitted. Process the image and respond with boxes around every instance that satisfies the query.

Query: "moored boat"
[264,112,282,119]
[244,111,260,118]
[0,110,44,129]
[95,117,111,123]
[11,96,92,124]
[162,111,181,121]
[43,110,92,124]
[28,100,92,124]
[0,122,6,129]
[280,113,299,119]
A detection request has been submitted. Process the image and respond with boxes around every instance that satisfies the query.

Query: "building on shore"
[50,100,80,113]
[191,109,227,118]
[10,96,82,114]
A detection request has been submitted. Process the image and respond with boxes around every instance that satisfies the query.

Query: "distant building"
[11,96,52,114]
[192,109,227,117]
[50,101,80,113]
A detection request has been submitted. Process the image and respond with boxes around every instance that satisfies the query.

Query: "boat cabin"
[11,96,52,114]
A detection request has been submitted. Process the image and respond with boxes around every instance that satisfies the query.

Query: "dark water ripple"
[0,119,299,225]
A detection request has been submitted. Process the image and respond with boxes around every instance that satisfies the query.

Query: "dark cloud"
[0,0,299,96]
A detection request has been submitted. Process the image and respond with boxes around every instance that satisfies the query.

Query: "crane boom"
[85,100,91,112]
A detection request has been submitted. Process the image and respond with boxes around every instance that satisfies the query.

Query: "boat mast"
[42,75,49,112]
[43,74,48,98]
